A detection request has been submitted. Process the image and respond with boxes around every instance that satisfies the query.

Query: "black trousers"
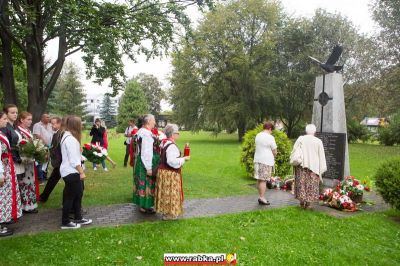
[124,143,130,166]
[62,173,83,225]
[40,167,61,201]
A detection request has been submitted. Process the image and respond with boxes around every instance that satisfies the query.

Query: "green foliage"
[99,94,117,128]
[375,157,400,210]
[116,80,148,133]
[135,73,165,117]
[378,112,400,146]
[47,62,87,117]
[240,124,292,178]
[347,119,370,143]
[170,0,283,141]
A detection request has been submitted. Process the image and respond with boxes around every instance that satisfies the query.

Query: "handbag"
[290,137,303,166]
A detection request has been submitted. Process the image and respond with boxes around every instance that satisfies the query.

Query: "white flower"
[158,131,166,141]
[356,185,364,191]
[324,188,333,195]
[339,195,351,203]
[101,149,108,156]
[347,181,353,186]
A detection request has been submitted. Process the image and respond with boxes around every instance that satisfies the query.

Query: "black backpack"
[50,131,67,168]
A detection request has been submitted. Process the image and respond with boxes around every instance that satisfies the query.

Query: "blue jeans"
[93,160,106,169]
[36,163,48,181]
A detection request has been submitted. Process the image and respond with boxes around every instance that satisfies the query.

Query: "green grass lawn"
[1,208,399,265]
[38,131,400,209]
[1,131,399,265]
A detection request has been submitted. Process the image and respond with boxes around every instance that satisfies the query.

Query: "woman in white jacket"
[60,116,92,229]
[292,124,327,209]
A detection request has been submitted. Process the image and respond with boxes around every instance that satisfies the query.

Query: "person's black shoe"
[39,195,48,203]
[258,199,270,205]
[146,208,156,214]
[23,209,38,214]
[0,227,13,237]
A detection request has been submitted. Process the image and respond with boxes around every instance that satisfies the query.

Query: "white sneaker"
[61,222,81,229]
[93,167,97,171]
[75,218,92,225]
[103,168,108,172]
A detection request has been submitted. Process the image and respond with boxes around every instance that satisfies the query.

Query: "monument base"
[322,178,340,188]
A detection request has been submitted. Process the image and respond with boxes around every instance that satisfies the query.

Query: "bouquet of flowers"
[151,128,166,153]
[320,176,370,211]
[82,143,108,164]
[320,188,358,211]
[266,176,284,189]
[18,138,48,163]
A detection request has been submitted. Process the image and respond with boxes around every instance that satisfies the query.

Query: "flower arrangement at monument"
[320,176,370,211]
[82,143,107,164]
[18,138,48,163]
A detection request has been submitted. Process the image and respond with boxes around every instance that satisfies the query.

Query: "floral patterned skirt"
[17,162,39,211]
[155,168,184,217]
[254,162,273,181]
[0,158,22,223]
[133,155,159,209]
[294,166,320,203]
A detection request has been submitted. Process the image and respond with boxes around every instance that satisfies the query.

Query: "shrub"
[347,119,370,143]
[378,112,400,146]
[374,157,400,210]
[240,124,292,179]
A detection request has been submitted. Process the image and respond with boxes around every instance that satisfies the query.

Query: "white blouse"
[161,140,185,169]
[60,131,82,177]
[137,128,154,171]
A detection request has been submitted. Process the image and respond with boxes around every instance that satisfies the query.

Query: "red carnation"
[353,180,359,186]
[319,195,324,201]
[131,128,138,135]
[151,128,159,135]
[84,144,92,150]
[19,139,27,145]
[365,186,370,192]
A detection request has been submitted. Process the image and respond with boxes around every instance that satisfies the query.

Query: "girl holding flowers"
[15,111,40,213]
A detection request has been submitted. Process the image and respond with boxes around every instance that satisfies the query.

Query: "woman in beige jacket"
[292,124,327,209]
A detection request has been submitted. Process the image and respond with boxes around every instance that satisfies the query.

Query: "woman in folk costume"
[0,111,22,237]
[133,114,160,214]
[155,124,190,220]
[15,111,40,213]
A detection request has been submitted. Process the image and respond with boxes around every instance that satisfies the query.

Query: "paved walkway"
[6,190,389,236]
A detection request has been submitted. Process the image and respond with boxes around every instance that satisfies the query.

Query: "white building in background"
[85,93,120,122]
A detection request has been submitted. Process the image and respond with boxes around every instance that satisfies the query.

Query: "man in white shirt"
[253,122,277,205]
[33,113,53,182]
[123,119,137,167]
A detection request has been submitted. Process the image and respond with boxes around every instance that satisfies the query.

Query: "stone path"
[5,190,389,236]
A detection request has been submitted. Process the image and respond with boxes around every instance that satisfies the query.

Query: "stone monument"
[312,73,350,186]
[309,46,350,187]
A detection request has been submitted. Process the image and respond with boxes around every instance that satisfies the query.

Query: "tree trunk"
[0,1,17,105]
[26,32,46,123]
[237,119,246,142]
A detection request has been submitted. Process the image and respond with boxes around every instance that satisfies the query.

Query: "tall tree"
[171,0,282,141]
[0,0,212,122]
[99,94,117,128]
[271,18,315,138]
[135,73,165,117]
[48,62,87,117]
[116,79,148,133]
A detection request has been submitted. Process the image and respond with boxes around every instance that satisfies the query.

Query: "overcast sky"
[46,0,377,103]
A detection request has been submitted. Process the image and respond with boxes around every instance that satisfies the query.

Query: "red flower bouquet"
[82,143,108,164]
